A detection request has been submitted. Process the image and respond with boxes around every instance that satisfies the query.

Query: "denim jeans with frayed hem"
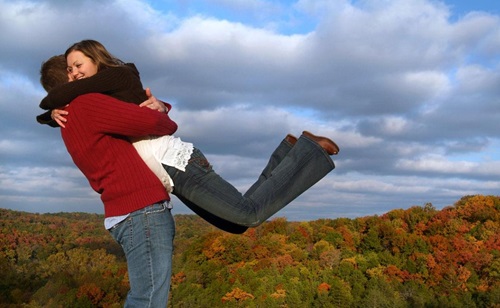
[109,201,175,307]
[165,133,335,228]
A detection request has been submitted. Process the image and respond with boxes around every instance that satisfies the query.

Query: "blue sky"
[0,0,499,223]
[448,0,500,17]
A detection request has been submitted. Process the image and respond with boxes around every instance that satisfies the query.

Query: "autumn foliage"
[1,195,500,307]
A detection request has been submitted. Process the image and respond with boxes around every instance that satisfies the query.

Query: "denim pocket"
[109,217,133,251]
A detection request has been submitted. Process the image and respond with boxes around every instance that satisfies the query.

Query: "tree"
[221,287,254,304]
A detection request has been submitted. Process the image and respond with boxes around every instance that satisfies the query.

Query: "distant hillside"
[1,195,500,307]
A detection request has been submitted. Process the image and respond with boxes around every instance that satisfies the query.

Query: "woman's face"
[66,50,98,81]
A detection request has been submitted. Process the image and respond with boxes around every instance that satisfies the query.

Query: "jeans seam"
[145,214,154,307]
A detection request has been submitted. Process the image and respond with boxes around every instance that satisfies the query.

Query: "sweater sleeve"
[39,66,136,110]
[35,110,59,127]
[71,93,178,137]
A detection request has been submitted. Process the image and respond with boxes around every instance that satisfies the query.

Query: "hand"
[51,106,69,128]
[140,88,168,113]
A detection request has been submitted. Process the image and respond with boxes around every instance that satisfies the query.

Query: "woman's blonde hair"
[65,39,123,71]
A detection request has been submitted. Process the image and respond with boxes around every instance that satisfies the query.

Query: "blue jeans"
[165,133,335,228]
[109,201,175,308]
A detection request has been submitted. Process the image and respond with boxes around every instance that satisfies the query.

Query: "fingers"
[56,118,66,128]
[140,87,166,112]
[140,88,155,108]
[139,99,153,107]
[51,108,68,128]
[145,99,163,111]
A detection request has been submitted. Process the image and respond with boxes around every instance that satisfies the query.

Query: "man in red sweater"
[47,89,178,306]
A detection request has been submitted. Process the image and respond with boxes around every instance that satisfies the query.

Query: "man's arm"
[70,93,177,137]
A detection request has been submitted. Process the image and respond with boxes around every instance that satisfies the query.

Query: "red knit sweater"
[61,93,178,217]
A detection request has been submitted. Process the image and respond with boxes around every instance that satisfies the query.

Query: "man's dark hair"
[40,55,67,92]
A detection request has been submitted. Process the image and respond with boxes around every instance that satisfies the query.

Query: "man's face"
[66,50,98,81]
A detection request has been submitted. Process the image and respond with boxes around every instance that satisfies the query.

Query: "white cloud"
[396,154,500,178]
[456,65,499,92]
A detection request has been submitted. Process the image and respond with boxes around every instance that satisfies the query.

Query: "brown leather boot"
[285,134,298,145]
[302,131,339,155]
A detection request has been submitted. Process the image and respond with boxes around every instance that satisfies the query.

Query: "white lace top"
[131,135,193,183]
[149,135,194,172]
[130,136,193,193]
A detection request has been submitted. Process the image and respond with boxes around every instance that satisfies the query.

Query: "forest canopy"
[1,194,500,307]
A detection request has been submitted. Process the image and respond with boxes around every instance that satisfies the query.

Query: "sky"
[0,0,499,222]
